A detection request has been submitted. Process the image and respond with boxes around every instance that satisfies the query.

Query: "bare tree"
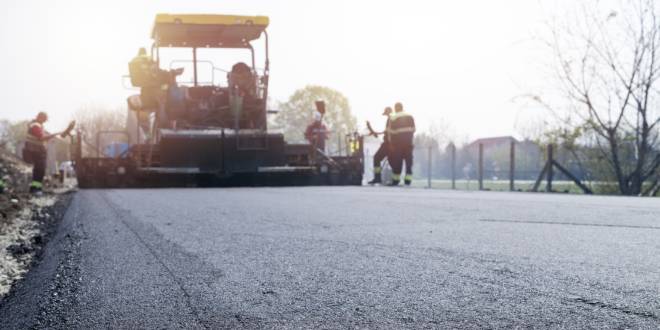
[73,105,127,157]
[548,0,660,195]
[0,119,28,153]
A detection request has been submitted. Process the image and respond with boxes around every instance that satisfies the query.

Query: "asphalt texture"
[1,187,659,329]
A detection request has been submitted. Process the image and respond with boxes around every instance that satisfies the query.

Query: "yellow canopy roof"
[152,14,269,48]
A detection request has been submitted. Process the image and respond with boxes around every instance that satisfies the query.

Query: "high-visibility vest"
[387,112,415,146]
[25,121,46,150]
[128,55,160,88]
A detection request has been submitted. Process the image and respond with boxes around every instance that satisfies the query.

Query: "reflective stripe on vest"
[386,112,415,143]
[387,113,415,132]
[389,127,416,134]
[389,112,412,120]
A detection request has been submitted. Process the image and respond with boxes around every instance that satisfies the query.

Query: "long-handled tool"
[60,120,76,138]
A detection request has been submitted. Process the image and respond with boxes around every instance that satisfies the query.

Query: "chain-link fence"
[405,139,598,194]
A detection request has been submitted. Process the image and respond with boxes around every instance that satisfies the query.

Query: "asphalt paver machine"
[74,14,363,188]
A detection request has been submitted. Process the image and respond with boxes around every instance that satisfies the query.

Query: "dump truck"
[74,14,363,188]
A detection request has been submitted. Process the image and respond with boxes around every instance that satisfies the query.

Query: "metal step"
[257,166,316,173]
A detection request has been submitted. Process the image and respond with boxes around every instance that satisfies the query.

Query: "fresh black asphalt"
[1,187,659,328]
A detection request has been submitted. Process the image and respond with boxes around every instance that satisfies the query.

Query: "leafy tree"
[274,85,356,154]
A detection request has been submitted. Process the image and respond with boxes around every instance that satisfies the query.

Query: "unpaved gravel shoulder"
[0,192,74,328]
[0,195,59,296]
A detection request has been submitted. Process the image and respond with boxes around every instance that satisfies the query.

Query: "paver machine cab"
[74,14,363,188]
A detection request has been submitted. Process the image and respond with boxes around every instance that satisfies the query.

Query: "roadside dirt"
[0,149,73,298]
[0,150,31,226]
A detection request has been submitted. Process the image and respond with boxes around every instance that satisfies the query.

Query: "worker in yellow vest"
[387,102,416,186]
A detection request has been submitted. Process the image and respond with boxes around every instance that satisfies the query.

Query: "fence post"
[451,143,456,190]
[365,148,371,179]
[427,145,432,188]
[509,141,515,191]
[546,144,554,192]
[478,143,484,191]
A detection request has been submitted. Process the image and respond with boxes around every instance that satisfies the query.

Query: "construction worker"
[23,112,59,192]
[368,107,393,184]
[128,47,182,87]
[129,47,185,128]
[305,112,329,152]
[387,102,416,186]
[128,48,159,88]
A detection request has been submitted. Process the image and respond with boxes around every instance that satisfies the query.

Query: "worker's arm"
[40,132,60,141]
[41,127,71,141]
[366,121,384,137]
[40,121,76,141]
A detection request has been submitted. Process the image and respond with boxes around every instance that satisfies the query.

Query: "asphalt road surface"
[2,187,659,328]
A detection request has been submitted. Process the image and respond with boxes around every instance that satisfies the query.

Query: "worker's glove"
[60,121,76,138]
[171,68,185,76]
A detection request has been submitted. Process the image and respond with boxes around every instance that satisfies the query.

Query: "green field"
[409,179,617,195]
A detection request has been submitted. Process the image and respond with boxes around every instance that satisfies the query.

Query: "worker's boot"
[368,173,382,185]
[29,181,43,194]
[404,174,412,186]
[388,175,401,186]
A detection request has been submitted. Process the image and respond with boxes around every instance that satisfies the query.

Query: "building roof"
[467,136,518,148]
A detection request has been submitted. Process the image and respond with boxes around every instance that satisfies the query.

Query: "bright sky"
[0,0,567,140]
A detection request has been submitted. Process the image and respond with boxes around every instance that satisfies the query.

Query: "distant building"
[466,136,518,150]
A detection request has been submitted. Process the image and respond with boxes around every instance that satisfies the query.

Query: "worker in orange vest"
[305,112,329,152]
[23,112,59,192]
